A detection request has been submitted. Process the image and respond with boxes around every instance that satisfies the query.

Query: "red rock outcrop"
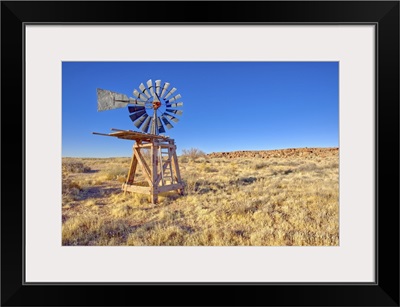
[207,147,338,159]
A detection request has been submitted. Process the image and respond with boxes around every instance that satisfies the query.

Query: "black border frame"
[1,1,399,306]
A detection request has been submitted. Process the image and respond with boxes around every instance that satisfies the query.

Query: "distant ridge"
[207,147,338,159]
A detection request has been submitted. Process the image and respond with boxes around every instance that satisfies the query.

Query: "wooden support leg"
[126,148,138,184]
[123,147,138,195]
[150,191,158,204]
[170,142,184,195]
[151,141,159,204]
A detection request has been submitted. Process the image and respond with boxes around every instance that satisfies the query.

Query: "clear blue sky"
[62,61,338,157]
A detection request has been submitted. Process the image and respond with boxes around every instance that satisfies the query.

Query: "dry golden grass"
[62,149,339,246]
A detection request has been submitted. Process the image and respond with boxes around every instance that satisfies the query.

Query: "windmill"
[93,79,185,204]
[97,79,183,134]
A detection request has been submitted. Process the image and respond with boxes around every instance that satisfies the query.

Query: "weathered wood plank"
[134,147,151,185]
[151,143,159,203]
[156,183,185,194]
[171,145,182,182]
[125,150,138,185]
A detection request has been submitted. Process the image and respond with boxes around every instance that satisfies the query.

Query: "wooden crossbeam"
[133,146,151,185]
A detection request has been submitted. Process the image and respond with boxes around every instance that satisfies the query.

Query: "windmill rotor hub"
[153,101,162,110]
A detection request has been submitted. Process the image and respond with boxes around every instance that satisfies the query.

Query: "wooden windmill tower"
[93,79,185,203]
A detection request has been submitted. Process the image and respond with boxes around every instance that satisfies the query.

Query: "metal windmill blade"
[163,112,180,123]
[147,79,155,96]
[129,109,146,122]
[141,116,152,133]
[161,115,174,129]
[160,82,170,98]
[164,87,177,100]
[133,89,149,103]
[165,94,181,104]
[156,117,166,134]
[166,109,183,116]
[128,105,146,114]
[133,113,149,129]
[166,102,183,108]
[139,83,151,99]
[155,80,162,96]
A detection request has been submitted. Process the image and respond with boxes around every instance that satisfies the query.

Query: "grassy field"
[62,148,339,246]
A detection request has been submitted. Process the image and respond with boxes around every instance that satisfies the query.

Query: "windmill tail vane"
[96,79,183,135]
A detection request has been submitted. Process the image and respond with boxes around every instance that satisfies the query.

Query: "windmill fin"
[128,105,145,113]
[166,109,183,116]
[139,83,151,98]
[166,102,183,108]
[147,79,155,96]
[163,112,179,123]
[160,82,170,98]
[164,87,177,99]
[167,94,182,103]
[129,110,146,122]
[161,115,174,129]
[155,80,162,96]
[156,117,166,134]
[133,113,148,129]
[133,89,148,102]
[141,116,152,133]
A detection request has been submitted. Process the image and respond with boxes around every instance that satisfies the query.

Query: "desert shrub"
[62,178,84,202]
[63,161,91,173]
[179,156,189,163]
[203,166,218,173]
[100,167,127,181]
[199,162,218,173]
[297,163,319,173]
[253,162,268,170]
[111,203,134,218]
[183,173,207,195]
[181,148,206,161]
[325,161,339,169]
